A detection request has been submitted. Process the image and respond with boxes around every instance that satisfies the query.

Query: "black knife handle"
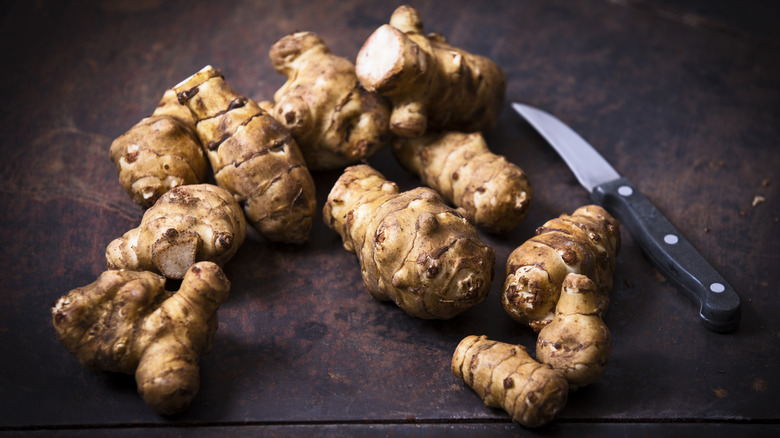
[592,177,741,332]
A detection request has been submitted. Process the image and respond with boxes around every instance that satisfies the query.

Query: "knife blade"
[512,102,741,333]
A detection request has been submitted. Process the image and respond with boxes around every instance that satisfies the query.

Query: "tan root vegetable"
[109,89,209,208]
[106,183,246,279]
[452,335,568,428]
[393,131,532,233]
[323,164,494,319]
[259,31,391,170]
[536,273,612,388]
[355,5,506,138]
[174,65,316,244]
[51,261,230,415]
[502,205,620,331]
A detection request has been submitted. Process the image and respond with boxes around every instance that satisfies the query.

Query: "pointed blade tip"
[511,102,533,117]
[510,102,621,192]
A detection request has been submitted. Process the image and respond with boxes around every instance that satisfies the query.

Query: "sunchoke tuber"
[355,5,506,138]
[502,205,620,331]
[452,335,568,428]
[109,89,209,208]
[393,131,532,233]
[536,273,612,388]
[174,65,316,244]
[323,164,495,319]
[260,31,391,170]
[106,183,246,279]
[51,261,230,415]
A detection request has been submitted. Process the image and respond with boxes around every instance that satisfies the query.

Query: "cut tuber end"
[356,24,422,94]
[152,230,202,279]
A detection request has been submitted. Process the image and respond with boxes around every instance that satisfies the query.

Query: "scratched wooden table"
[1,0,778,436]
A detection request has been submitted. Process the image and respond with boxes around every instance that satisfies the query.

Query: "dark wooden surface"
[1,0,778,436]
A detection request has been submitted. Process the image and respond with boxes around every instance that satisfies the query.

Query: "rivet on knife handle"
[593,178,741,332]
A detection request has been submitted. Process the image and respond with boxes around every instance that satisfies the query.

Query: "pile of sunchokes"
[53,4,626,428]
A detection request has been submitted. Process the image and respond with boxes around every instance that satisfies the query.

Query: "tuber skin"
[393,131,532,234]
[452,335,568,428]
[51,261,230,415]
[109,89,209,208]
[323,164,495,319]
[355,5,506,138]
[106,183,246,280]
[259,31,391,170]
[502,205,620,331]
[173,65,316,245]
[536,273,612,389]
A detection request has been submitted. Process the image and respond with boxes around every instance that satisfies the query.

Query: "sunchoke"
[393,131,532,233]
[323,164,494,319]
[51,261,230,415]
[106,183,246,279]
[502,205,620,331]
[174,65,316,244]
[260,31,391,170]
[109,89,209,208]
[355,5,506,138]
[536,273,612,388]
[452,335,568,428]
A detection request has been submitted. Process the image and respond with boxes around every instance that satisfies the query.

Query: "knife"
[512,102,741,333]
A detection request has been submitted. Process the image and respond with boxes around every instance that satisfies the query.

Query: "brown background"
[0,0,778,436]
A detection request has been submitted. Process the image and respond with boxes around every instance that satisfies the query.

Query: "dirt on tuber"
[106,183,246,280]
[502,205,620,331]
[51,261,230,415]
[260,31,391,170]
[323,164,495,319]
[174,65,316,245]
[393,131,532,234]
[355,5,506,138]
[536,273,612,389]
[452,335,569,428]
[109,89,209,208]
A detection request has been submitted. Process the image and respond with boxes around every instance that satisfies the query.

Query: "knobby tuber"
[109,89,209,208]
[106,183,246,279]
[452,335,568,428]
[393,131,532,233]
[502,205,620,331]
[51,261,230,415]
[174,65,316,244]
[323,164,495,319]
[536,273,612,388]
[260,31,391,170]
[355,5,506,138]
